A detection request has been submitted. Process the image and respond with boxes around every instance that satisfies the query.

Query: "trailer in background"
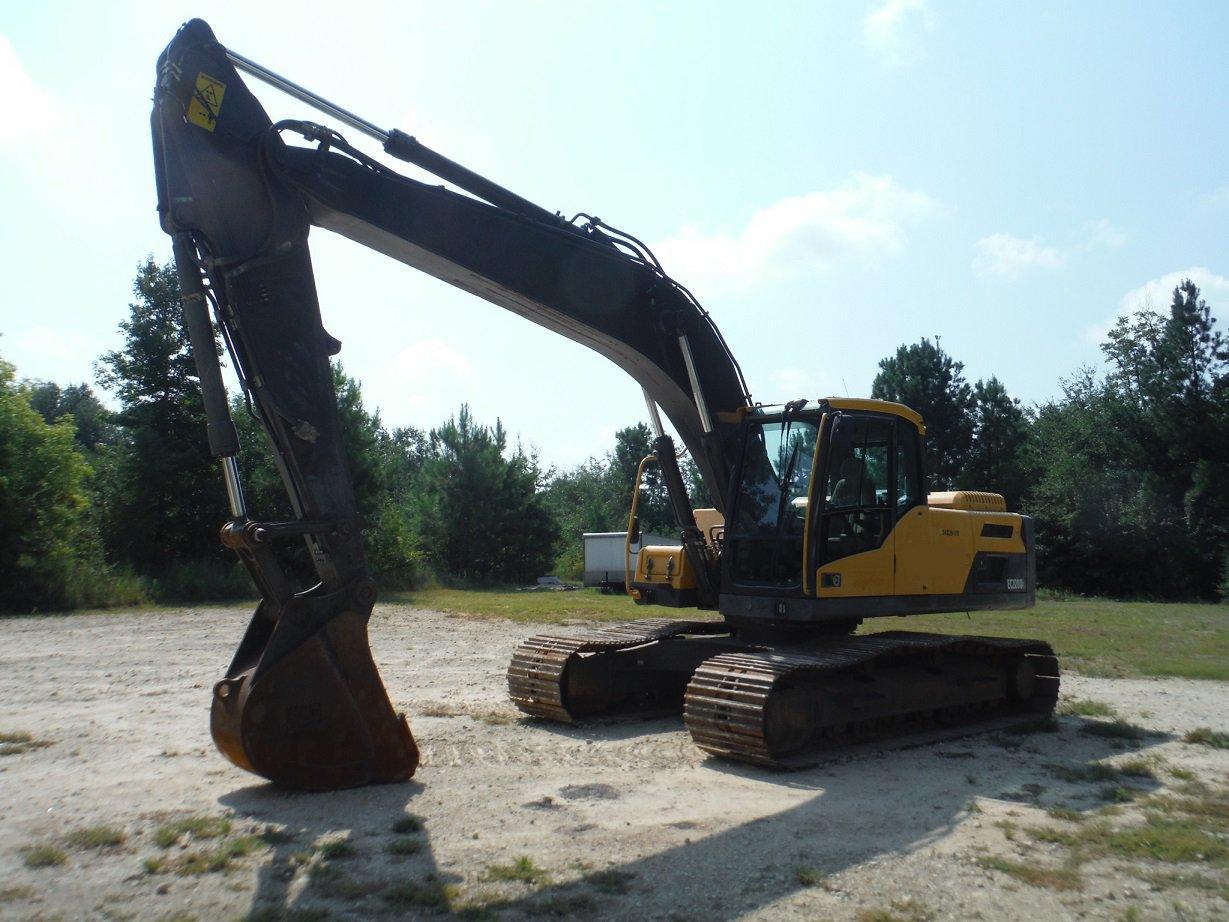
[582,531,676,592]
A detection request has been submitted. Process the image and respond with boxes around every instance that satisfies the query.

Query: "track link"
[507,619,726,721]
[684,632,1059,767]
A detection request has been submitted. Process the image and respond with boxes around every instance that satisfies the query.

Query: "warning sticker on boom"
[187,72,226,132]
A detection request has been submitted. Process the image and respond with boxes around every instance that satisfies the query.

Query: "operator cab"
[724,399,926,593]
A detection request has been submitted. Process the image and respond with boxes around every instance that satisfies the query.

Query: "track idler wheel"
[210,594,418,791]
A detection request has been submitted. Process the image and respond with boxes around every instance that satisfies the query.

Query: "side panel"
[894,507,977,595]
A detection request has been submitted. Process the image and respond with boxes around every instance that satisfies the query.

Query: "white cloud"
[1080,218,1127,251]
[1082,266,1229,345]
[0,34,59,147]
[864,0,935,64]
[381,338,473,410]
[972,233,1064,279]
[1201,185,1229,209]
[655,173,941,291]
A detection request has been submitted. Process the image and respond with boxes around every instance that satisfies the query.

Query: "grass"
[0,730,53,756]
[386,837,423,856]
[0,886,36,903]
[484,856,551,885]
[855,898,933,921]
[146,835,267,877]
[1183,727,1229,749]
[380,880,459,909]
[383,590,1229,680]
[307,864,386,901]
[391,815,425,834]
[1046,761,1123,783]
[384,587,661,625]
[1046,805,1086,822]
[318,839,356,861]
[20,843,67,868]
[976,855,1082,891]
[1058,698,1118,718]
[587,869,635,894]
[65,824,126,849]
[795,867,828,887]
[154,814,232,847]
[1080,720,1147,741]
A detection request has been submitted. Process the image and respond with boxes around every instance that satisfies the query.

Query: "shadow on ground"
[220,714,1168,920]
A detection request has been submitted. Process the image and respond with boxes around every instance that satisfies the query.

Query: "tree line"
[1,258,1225,611]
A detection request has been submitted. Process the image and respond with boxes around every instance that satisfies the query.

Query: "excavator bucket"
[211,600,418,791]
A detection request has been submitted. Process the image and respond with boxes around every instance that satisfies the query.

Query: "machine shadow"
[219,779,432,918]
[219,716,1169,920]
[453,718,1169,920]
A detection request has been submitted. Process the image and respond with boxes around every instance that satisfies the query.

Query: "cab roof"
[746,397,926,432]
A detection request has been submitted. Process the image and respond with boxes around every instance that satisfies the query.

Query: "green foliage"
[871,337,974,488]
[95,257,228,579]
[960,376,1030,508]
[411,405,557,583]
[0,358,131,611]
[1029,279,1229,598]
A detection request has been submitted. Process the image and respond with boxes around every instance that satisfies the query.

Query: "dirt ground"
[1,604,1226,921]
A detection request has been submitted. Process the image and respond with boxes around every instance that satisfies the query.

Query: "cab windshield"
[727,416,818,585]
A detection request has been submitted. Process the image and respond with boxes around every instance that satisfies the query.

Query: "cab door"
[812,413,896,598]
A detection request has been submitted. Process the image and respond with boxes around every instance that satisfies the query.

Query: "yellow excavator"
[151,20,1058,789]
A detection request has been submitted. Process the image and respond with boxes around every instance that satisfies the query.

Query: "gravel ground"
[0,604,1226,921]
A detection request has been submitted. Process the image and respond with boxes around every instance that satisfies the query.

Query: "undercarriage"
[509,621,1059,767]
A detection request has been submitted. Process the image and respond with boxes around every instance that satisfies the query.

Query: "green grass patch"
[391,815,424,834]
[1046,761,1122,783]
[318,839,356,860]
[380,879,458,909]
[795,867,827,887]
[1058,699,1118,718]
[484,856,551,885]
[1183,727,1229,749]
[1024,825,1082,846]
[587,869,635,894]
[527,890,599,916]
[1106,819,1228,865]
[0,730,53,756]
[384,591,1229,680]
[1046,805,1085,822]
[20,844,66,868]
[154,814,231,848]
[1080,720,1147,741]
[148,835,267,876]
[976,855,1081,891]
[386,836,423,856]
[384,587,664,625]
[65,824,126,849]
[865,597,1229,680]
[855,898,934,921]
[0,886,36,903]
[306,864,386,901]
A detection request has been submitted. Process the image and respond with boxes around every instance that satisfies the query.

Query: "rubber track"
[507,619,726,722]
[684,631,1060,768]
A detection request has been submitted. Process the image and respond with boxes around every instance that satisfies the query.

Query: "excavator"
[152,19,1058,790]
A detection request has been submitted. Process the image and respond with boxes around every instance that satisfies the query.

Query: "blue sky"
[2,1,1226,468]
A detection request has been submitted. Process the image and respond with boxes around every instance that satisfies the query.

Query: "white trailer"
[582,531,676,590]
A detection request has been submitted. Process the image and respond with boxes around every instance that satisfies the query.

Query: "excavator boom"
[152,19,746,788]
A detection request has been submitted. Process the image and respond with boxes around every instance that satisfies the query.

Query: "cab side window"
[895,420,923,518]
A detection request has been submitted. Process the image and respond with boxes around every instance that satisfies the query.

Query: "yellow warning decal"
[187,72,226,132]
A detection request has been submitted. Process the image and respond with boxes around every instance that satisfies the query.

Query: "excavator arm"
[152,19,748,789]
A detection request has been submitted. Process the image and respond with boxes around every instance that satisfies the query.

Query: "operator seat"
[831,458,874,507]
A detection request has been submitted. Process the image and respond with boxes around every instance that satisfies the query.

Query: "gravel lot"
[1,604,1226,920]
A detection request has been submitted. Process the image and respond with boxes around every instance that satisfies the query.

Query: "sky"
[1,1,1227,469]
